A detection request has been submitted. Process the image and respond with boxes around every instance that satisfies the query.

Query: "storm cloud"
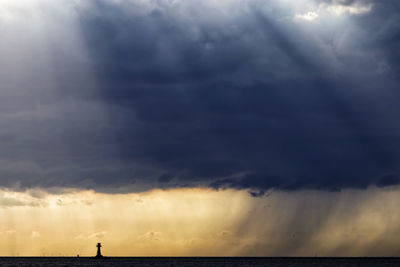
[0,0,399,193]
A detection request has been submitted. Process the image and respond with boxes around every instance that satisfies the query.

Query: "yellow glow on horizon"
[1,187,400,256]
[0,188,254,256]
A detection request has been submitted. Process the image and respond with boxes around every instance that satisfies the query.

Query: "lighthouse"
[96,243,103,258]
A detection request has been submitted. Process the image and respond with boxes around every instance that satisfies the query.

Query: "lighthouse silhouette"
[95,243,103,258]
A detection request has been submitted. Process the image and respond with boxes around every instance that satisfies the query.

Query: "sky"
[0,0,400,256]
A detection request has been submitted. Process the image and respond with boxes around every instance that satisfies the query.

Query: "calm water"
[0,257,400,266]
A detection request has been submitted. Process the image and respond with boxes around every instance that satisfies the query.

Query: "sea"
[1,257,400,266]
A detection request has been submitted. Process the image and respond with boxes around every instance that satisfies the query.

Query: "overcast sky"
[0,0,399,194]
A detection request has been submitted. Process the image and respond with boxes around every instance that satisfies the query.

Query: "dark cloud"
[0,0,399,194]
[158,174,174,183]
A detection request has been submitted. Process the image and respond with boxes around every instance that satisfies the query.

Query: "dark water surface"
[1,257,400,266]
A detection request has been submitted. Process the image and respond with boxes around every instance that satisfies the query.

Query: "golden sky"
[1,187,400,256]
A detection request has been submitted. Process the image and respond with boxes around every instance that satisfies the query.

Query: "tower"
[96,243,103,258]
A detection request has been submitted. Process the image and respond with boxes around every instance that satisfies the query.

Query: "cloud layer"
[0,0,399,193]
